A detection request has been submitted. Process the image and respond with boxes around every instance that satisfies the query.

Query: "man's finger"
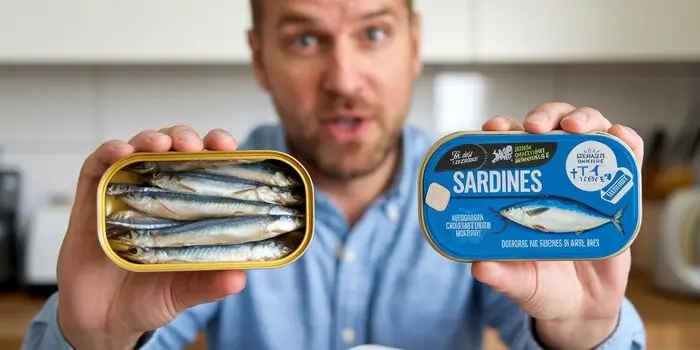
[472,261,539,306]
[80,140,134,184]
[607,124,644,163]
[162,125,204,152]
[128,130,172,152]
[523,102,577,133]
[170,270,247,314]
[203,129,238,151]
[559,107,613,134]
[482,116,524,132]
[73,140,134,227]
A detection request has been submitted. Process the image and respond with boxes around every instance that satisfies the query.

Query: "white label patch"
[425,182,451,212]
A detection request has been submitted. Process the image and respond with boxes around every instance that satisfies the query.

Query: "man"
[22,0,646,349]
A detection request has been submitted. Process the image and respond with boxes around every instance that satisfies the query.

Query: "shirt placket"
[334,203,393,349]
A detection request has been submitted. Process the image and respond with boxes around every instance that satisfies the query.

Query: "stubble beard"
[290,125,402,181]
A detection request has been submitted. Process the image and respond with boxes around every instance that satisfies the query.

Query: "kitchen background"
[2,1,700,349]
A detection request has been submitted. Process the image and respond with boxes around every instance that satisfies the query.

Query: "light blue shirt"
[22,123,646,350]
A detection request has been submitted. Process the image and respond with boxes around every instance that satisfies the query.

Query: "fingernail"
[148,133,168,142]
[527,113,547,125]
[114,142,131,149]
[213,130,230,140]
[177,131,197,143]
[623,126,637,136]
[567,112,588,124]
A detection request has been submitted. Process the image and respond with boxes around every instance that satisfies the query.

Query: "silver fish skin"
[125,159,263,174]
[233,186,305,206]
[105,210,185,230]
[106,183,167,196]
[200,162,302,188]
[148,171,304,205]
[119,231,304,264]
[114,190,303,220]
[110,215,305,247]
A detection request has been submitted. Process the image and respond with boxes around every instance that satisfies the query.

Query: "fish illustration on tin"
[497,196,626,235]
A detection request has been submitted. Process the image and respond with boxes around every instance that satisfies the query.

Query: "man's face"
[249,0,422,179]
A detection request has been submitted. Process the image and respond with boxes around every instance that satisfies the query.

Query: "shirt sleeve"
[478,282,646,350]
[21,292,74,350]
[21,291,220,350]
[525,297,647,350]
[138,301,220,349]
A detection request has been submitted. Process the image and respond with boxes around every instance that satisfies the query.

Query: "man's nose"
[322,43,361,97]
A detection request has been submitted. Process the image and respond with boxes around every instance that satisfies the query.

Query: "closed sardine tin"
[418,131,642,262]
[97,150,314,272]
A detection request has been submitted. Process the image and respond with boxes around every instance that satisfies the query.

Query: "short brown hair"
[249,0,414,32]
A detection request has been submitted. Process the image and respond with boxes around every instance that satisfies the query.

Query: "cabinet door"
[473,0,700,62]
[0,0,251,63]
[414,0,474,63]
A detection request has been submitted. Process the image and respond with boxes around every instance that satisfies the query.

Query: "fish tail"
[612,206,626,235]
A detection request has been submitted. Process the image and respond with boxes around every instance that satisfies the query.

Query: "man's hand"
[57,126,247,350]
[475,103,644,350]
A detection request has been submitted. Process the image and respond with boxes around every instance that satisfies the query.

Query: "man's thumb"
[472,261,540,307]
[170,271,247,311]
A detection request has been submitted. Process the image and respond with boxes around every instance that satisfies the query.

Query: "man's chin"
[316,164,379,180]
[314,150,391,180]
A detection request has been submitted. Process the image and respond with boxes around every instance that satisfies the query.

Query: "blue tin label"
[418,131,641,261]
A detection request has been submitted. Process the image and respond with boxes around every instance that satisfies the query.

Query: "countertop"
[2,275,700,349]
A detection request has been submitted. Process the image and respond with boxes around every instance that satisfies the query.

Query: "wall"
[0,63,698,230]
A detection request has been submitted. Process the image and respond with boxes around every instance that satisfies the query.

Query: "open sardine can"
[417,130,642,262]
[96,150,315,272]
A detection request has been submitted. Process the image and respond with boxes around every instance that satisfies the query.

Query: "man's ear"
[248,29,271,91]
[410,12,423,78]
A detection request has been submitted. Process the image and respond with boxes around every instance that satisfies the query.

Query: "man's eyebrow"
[358,7,395,20]
[276,7,395,28]
[276,11,314,29]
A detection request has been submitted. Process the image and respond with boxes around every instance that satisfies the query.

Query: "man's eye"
[365,27,386,42]
[296,33,318,47]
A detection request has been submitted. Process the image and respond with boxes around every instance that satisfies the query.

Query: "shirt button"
[386,203,399,221]
[343,250,356,263]
[336,246,356,263]
[341,328,355,344]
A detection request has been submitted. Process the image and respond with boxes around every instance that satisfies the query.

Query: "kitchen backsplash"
[0,63,698,228]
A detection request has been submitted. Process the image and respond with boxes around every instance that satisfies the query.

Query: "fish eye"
[128,247,140,255]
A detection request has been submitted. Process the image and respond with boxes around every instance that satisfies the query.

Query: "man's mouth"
[322,115,371,141]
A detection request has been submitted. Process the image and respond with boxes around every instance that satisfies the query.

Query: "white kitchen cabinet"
[0,0,475,64]
[0,0,252,64]
[472,0,700,63]
[414,0,474,63]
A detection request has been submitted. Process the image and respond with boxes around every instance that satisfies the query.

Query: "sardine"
[106,183,167,196]
[109,215,305,247]
[498,196,626,235]
[125,159,262,174]
[106,210,186,230]
[118,231,304,264]
[148,171,304,206]
[112,189,303,220]
[199,162,302,188]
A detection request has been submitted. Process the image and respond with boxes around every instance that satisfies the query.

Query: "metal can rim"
[416,130,643,262]
[96,150,315,272]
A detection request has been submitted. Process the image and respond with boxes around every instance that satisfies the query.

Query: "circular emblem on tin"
[565,140,618,192]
